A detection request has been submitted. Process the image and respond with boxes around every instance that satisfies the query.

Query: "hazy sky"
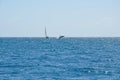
[0,0,120,37]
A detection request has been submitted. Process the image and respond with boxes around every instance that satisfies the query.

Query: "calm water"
[0,38,120,80]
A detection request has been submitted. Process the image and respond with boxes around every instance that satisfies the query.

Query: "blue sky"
[0,0,120,37]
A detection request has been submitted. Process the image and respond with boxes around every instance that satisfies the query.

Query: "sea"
[0,37,120,80]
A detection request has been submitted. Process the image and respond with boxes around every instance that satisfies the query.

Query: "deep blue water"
[0,38,120,80]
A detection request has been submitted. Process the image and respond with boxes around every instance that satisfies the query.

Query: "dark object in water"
[46,36,49,39]
[58,36,64,39]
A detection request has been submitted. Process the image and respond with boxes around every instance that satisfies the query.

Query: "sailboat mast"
[45,26,49,39]
[45,27,47,37]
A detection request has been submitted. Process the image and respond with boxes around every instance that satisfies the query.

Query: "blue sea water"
[0,38,120,80]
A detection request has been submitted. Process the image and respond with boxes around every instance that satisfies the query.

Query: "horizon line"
[0,36,120,38]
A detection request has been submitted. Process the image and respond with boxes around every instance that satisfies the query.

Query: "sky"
[0,0,120,37]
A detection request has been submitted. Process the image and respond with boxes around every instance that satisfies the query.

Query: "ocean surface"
[0,38,120,80]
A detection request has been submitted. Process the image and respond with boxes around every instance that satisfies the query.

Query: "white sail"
[45,27,49,39]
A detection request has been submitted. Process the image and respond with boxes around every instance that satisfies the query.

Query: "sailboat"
[45,26,64,39]
[45,27,49,39]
